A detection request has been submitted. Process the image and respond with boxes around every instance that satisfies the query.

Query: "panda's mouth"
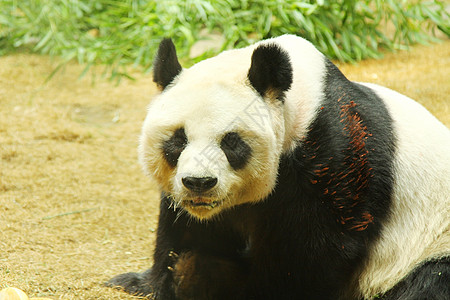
[183,198,222,209]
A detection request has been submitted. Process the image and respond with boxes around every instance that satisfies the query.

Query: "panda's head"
[139,38,293,220]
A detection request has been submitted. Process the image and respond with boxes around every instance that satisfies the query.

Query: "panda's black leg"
[380,257,450,300]
[171,251,248,300]
[106,194,247,300]
[106,194,185,299]
[105,269,155,298]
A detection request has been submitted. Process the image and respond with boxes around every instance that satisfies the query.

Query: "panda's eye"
[220,132,252,170]
[162,128,188,167]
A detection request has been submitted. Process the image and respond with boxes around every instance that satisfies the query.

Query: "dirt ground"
[1,40,449,299]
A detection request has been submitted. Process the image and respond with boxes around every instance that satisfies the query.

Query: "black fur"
[153,38,182,90]
[162,128,188,168]
[220,132,252,170]
[108,56,444,299]
[182,176,218,193]
[248,44,293,100]
[308,60,397,238]
[380,257,450,300]
[107,194,249,300]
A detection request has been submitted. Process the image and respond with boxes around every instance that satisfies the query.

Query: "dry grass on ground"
[1,40,449,299]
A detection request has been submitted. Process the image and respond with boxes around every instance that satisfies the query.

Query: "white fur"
[355,83,450,299]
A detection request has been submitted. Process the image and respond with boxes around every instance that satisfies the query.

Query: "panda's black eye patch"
[220,132,252,170]
[162,128,188,167]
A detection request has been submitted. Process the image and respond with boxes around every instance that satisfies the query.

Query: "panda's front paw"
[105,271,154,299]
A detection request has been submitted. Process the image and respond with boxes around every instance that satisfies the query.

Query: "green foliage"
[0,0,448,80]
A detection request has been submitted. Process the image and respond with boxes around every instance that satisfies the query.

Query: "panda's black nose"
[182,176,218,193]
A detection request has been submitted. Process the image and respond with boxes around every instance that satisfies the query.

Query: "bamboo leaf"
[0,0,447,81]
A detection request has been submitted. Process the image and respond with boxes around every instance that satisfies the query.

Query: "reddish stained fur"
[309,95,374,231]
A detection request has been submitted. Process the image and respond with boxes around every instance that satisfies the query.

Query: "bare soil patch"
[1,40,449,299]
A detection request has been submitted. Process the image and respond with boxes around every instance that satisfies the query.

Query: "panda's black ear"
[153,38,182,90]
[248,44,293,101]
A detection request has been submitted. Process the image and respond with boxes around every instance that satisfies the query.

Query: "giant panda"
[107,35,450,300]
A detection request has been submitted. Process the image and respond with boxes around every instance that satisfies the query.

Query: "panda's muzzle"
[180,176,222,209]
